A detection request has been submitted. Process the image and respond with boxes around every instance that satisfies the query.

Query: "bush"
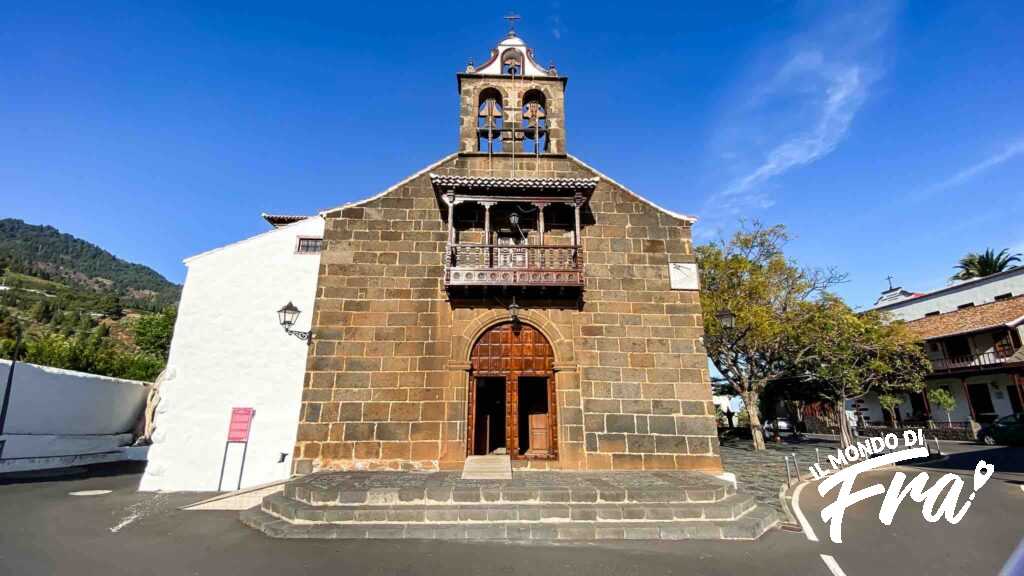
[0,332,163,381]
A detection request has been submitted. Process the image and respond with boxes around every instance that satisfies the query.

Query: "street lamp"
[715,309,736,329]
[277,302,312,344]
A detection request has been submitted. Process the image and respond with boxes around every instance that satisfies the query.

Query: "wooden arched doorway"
[468,322,558,460]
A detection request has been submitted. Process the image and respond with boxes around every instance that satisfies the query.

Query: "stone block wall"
[292,153,721,474]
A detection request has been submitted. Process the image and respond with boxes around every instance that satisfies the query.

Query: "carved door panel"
[469,323,557,459]
[507,373,519,457]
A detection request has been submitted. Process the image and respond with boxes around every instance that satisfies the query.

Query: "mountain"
[0,218,180,309]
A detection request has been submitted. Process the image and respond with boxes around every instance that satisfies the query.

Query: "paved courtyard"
[719,433,838,517]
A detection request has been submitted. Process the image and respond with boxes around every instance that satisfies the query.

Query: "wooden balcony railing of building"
[445,244,583,287]
[930,350,1016,372]
[432,174,598,290]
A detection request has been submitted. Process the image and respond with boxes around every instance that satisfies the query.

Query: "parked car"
[977,414,1024,446]
[763,418,793,434]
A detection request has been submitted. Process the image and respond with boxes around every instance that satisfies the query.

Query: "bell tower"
[457,23,567,156]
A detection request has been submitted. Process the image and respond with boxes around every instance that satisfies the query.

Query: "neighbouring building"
[140,216,324,491]
[142,30,719,491]
[804,272,1024,439]
[871,267,1024,321]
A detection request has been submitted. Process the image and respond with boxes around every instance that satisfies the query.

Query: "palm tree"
[951,248,1021,281]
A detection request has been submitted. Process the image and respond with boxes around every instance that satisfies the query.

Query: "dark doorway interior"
[945,336,971,359]
[909,392,928,418]
[473,377,506,455]
[968,383,996,423]
[517,377,550,456]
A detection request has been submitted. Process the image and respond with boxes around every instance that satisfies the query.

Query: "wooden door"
[469,322,557,459]
[529,413,549,453]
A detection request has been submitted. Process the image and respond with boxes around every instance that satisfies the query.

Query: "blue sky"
[3,1,1023,309]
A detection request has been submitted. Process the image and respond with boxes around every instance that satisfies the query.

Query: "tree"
[877,393,904,427]
[951,248,1021,281]
[698,222,845,450]
[133,307,176,359]
[790,297,931,447]
[927,388,956,426]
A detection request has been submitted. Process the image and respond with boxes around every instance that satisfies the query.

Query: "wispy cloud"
[722,58,866,198]
[696,4,895,238]
[548,2,563,40]
[931,138,1024,191]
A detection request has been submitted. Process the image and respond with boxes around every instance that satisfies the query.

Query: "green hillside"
[0,219,180,381]
[0,218,180,309]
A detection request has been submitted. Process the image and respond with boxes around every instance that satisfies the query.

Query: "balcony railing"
[930,350,1016,372]
[445,244,584,288]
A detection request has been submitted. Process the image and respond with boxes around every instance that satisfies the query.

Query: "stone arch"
[515,84,556,111]
[472,84,511,108]
[454,310,574,369]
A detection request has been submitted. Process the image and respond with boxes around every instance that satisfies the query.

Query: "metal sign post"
[217,407,255,492]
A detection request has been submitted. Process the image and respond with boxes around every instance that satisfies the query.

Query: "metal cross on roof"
[504,12,521,34]
[886,275,895,290]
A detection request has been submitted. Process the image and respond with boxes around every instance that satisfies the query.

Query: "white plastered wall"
[0,360,148,459]
[139,217,322,491]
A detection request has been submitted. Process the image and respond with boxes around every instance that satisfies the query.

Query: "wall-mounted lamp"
[277,301,312,344]
[508,297,521,327]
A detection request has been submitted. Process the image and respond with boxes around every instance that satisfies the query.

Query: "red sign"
[227,407,255,442]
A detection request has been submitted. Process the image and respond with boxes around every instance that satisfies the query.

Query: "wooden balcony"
[930,350,1017,373]
[445,244,583,288]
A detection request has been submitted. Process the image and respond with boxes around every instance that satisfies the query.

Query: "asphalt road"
[791,444,1024,575]
[1,446,1021,576]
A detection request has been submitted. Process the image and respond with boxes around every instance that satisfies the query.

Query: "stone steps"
[241,507,778,541]
[260,492,758,524]
[283,471,734,506]
[241,470,779,541]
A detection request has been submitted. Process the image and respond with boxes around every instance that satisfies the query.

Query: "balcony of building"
[432,175,596,292]
[925,328,1024,375]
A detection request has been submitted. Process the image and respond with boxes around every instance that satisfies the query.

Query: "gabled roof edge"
[566,154,697,223]
[318,153,461,217]
[183,215,323,265]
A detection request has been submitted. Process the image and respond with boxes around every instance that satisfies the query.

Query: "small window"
[957,303,975,310]
[924,311,940,317]
[296,237,323,254]
[995,293,1013,301]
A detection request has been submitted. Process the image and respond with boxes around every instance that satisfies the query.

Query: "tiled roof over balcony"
[904,294,1024,339]
[429,174,598,191]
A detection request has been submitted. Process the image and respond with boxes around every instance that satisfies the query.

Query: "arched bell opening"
[521,89,548,155]
[477,87,504,153]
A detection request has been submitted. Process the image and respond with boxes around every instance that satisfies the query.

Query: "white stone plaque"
[669,262,699,290]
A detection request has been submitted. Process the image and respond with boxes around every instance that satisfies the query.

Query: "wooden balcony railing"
[930,350,1016,372]
[445,244,584,288]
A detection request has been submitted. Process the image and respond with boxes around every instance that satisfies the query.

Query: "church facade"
[292,32,719,474]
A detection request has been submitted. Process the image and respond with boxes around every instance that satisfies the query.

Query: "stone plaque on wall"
[669,262,699,290]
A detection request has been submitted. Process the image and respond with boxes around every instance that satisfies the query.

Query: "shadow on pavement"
[0,461,146,485]
[915,445,1024,474]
